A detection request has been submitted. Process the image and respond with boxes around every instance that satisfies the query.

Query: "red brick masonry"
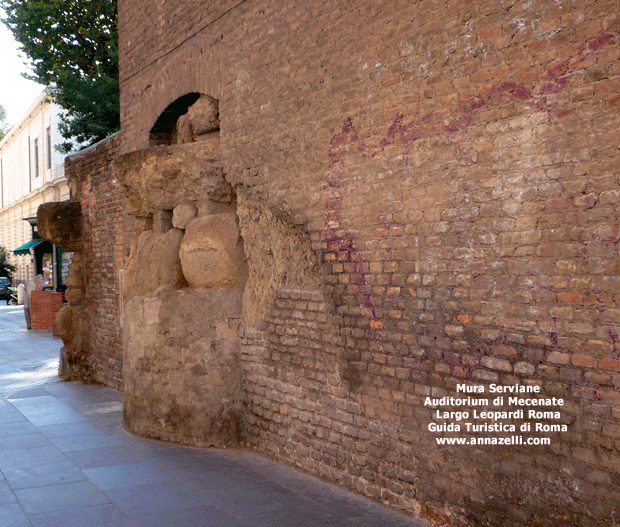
[30,290,64,335]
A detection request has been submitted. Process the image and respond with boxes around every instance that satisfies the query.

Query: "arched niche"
[148,92,202,146]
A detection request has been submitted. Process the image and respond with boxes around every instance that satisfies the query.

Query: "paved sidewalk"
[0,306,427,527]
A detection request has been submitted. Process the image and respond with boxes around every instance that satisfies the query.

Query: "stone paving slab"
[0,306,428,527]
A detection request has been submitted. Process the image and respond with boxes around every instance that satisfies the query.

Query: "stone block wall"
[114,1,620,525]
[113,97,248,448]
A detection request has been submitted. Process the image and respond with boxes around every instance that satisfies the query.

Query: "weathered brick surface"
[65,135,133,389]
[30,291,63,334]
[117,1,620,525]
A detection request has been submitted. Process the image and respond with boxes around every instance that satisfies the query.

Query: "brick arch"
[120,38,226,154]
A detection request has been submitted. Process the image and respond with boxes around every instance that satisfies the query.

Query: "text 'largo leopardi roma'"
[424,384,567,434]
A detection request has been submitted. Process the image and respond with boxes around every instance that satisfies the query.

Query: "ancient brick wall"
[118,1,620,525]
[64,134,132,389]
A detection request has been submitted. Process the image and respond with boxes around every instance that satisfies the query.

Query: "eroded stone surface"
[179,214,244,289]
[187,95,219,135]
[64,286,84,305]
[123,228,186,300]
[37,202,82,251]
[176,113,193,144]
[123,289,243,447]
[237,195,320,325]
[64,253,84,290]
[56,304,74,346]
[153,210,173,235]
[172,202,197,230]
[58,304,94,383]
[56,252,93,380]
[63,253,85,306]
[64,270,82,288]
[114,141,231,216]
[196,200,234,216]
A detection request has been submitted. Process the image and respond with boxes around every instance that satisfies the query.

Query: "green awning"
[13,238,45,256]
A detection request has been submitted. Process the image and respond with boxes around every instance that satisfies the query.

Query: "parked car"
[0,278,10,295]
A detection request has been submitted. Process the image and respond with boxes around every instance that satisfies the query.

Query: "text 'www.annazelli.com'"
[435,436,552,445]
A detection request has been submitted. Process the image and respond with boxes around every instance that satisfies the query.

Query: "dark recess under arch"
[148,92,202,146]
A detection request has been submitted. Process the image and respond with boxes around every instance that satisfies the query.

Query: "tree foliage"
[0,104,9,140]
[1,0,119,152]
[0,247,16,280]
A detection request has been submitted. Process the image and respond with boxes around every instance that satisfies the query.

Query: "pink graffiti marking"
[324,30,619,339]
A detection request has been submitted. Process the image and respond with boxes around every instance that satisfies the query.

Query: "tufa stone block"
[113,141,231,216]
[187,95,219,135]
[56,304,74,345]
[37,201,82,251]
[172,202,197,230]
[122,289,243,448]
[179,214,244,289]
[176,113,194,144]
[123,228,186,300]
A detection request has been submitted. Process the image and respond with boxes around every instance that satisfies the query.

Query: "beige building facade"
[0,90,69,284]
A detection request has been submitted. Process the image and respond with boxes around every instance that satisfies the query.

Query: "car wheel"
[7,298,17,306]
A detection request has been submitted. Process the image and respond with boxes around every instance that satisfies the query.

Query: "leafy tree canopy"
[1,0,119,152]
[0,104,9,140]
[0,247,16,280]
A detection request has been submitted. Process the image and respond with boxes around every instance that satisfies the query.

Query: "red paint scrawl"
[324,30,619,339]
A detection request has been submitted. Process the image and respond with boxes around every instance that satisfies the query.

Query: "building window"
[46,127,52,169]
[33,138,39,178]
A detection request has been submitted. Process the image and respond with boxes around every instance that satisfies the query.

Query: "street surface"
[0,306,426,527]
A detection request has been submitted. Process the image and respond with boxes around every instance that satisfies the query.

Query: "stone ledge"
[37,201,82,251]
[114,140,231,216]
